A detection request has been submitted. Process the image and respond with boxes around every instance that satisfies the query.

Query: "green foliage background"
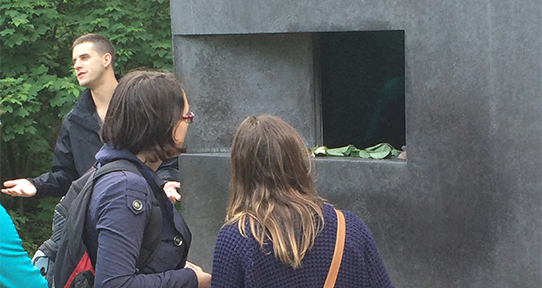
[0,0,173,254]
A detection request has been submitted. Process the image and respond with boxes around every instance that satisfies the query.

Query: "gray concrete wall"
[172,1,542,287]
[174,33,319,152]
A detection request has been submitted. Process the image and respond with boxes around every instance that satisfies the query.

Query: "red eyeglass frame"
[182,112,195,123]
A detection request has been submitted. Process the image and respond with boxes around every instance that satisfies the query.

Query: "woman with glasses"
[210,115,394,288]
[82,70,210,288]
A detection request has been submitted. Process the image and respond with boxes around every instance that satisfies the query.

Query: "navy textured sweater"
[211,204,395,288]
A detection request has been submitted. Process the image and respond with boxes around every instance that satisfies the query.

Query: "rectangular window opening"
[318,30,405,152]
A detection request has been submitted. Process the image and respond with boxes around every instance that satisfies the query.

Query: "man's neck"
[90,71,118,122]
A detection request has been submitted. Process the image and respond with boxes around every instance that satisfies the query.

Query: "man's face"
[72,42,106,88]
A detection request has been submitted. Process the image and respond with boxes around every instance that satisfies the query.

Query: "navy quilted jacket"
[84,143,197,287]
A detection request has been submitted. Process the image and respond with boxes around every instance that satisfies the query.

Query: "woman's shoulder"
[323,204,374,243]
[217,222,246,241]
[323,203,366,224]
[216,220,260,249]
[90,170,154,226]
[97,169,146,185]
[93,170,149,200]
[214,222,254,261]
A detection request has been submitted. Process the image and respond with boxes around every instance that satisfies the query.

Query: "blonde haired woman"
[211,115,394,288]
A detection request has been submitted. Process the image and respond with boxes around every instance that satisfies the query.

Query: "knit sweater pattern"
[210,204,395,288]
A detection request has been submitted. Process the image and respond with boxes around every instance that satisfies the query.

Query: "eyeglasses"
[182,112,195,123]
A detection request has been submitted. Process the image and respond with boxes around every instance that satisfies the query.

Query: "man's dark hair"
[101,70,186,162]
[72,33,116,68]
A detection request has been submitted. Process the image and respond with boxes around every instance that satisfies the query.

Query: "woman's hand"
[185,261,211,288]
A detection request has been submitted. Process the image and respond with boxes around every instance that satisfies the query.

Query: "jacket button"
[174,235,183,246]
[132,200,143,211]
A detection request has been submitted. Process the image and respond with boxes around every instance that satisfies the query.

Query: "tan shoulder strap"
[323,209,346,288]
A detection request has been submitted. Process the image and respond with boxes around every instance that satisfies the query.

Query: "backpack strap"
[93,159,141,179]
[54,166,104,288]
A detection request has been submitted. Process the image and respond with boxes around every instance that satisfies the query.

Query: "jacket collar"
[95,143,164,187]
[69,89,102,133]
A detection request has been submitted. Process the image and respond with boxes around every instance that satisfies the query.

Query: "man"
[2,33,181,202]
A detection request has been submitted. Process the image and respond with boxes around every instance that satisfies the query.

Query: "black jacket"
[31,89,180,198]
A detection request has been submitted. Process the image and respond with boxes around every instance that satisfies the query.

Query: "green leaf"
[351,149,371,158]
[326,145,355,156]
[4,33,27,47]
[391,149,400,157]
[368,151,391,159]
[2,105,14,113]
[36,64,48,75]
[0,28,16,36]
[12,124,25,134]
[365,143,389,152]
[12,16,30,27]
[26,125,38,134]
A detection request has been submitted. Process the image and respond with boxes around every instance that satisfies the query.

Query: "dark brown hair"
[72,33,116,68]
[100,70,186,162]
[226,115,326,268]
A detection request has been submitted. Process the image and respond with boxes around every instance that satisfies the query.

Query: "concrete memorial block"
[172,1,542,287]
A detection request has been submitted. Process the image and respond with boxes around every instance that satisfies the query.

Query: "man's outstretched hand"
[2,179,37,197]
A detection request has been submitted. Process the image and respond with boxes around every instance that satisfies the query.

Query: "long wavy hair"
[226,115,326,269]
